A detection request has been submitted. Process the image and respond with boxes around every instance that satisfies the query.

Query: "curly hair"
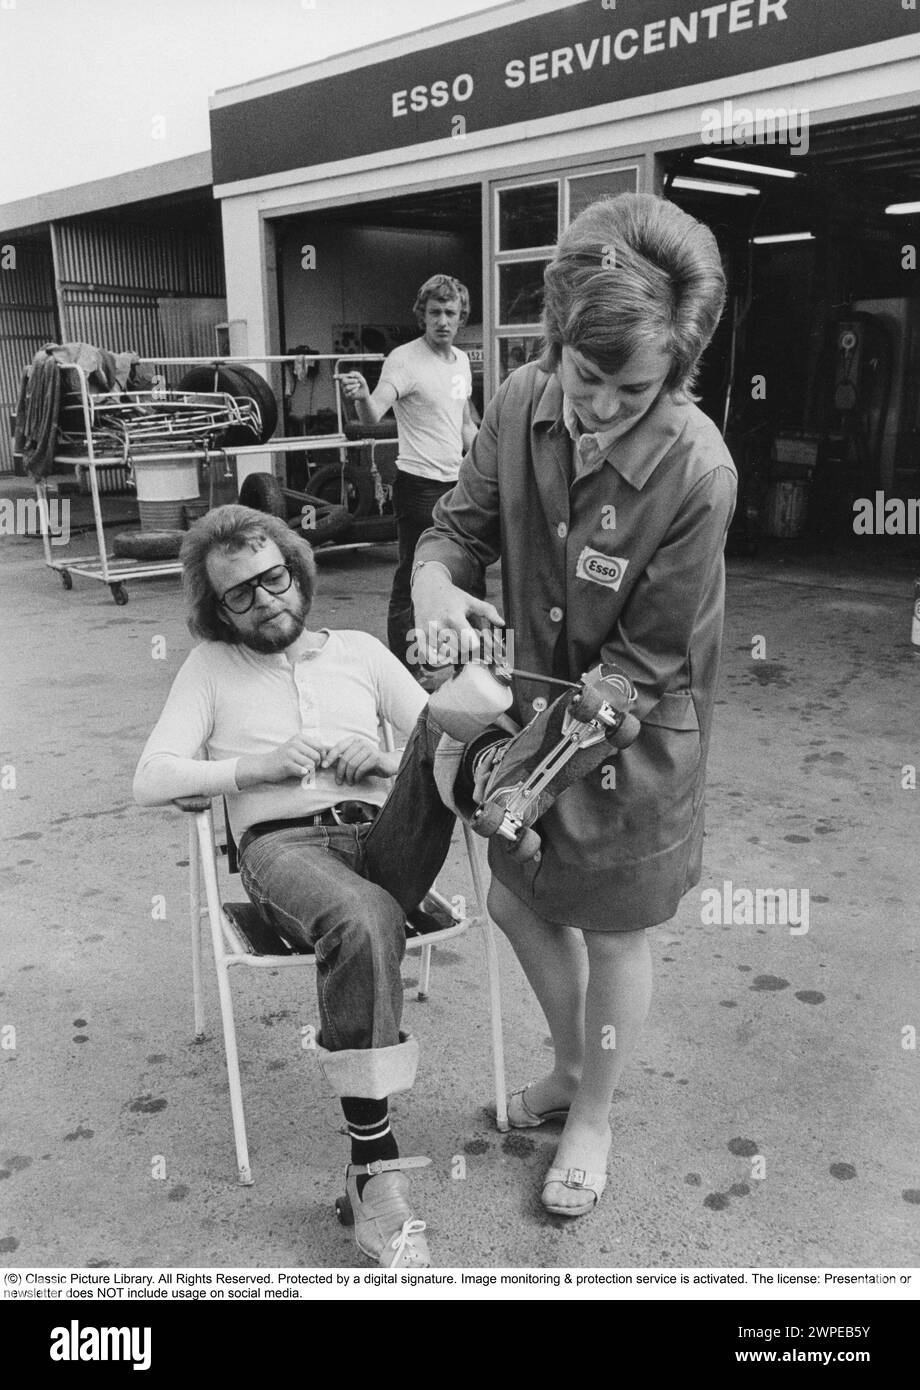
[540,193,726,398]
[180,504,316,643]
[413,274,471,328]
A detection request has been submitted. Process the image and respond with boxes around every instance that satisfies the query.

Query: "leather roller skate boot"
[339,1157,432,1268]
[469,663,640,861]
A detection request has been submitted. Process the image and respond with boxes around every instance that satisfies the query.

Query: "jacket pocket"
[643,690,700,731]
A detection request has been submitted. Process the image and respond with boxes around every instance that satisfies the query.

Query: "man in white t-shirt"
[133,504,457,1269]
[340,275,480,676]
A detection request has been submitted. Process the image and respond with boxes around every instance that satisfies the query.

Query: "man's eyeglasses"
[219,563,294,614]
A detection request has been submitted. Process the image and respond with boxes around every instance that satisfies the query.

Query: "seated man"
[133,503,456,1269]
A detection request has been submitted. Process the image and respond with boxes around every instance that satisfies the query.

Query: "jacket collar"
[532,369,689,491]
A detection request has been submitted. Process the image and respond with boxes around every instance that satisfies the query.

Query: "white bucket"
[132,458,201,502]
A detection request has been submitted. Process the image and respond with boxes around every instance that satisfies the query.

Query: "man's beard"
[238,592,309,654]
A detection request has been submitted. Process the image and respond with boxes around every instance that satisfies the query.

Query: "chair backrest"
[222,800,240,875]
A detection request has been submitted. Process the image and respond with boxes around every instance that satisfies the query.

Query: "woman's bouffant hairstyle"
[413,274,471,328]
[180,504,316,644]
[540,193,727,398]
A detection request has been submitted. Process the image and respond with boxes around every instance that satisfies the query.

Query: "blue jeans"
[238,708,454,1053]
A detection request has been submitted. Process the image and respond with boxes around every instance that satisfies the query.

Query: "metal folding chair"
[185,796,507,1185]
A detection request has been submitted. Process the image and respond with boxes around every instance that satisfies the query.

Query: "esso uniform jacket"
[414,361,737,931]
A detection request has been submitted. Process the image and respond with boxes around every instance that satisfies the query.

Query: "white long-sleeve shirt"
[133,629,426,840]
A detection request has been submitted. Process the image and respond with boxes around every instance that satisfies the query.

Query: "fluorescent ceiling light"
[672,176,760,197]
[752,232,815,244]
[695,156,799,179]
[885,201,920,215]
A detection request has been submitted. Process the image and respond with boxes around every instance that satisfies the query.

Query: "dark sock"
[459,726,510,796]
[341,1096,399,1199]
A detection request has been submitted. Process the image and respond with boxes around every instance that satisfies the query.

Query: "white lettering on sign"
[501,0,787,90]
[392,72,474,117]
[575,546,629,590]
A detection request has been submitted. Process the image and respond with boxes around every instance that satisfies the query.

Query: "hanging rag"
[14,342,142,478]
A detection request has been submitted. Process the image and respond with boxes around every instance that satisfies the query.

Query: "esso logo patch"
[575,546,629,590]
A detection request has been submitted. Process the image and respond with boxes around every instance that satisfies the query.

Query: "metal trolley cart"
[33,353,392,604]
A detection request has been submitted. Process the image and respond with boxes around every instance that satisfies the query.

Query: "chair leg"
[214,957,255,1186]
[417,943,432,1002]
[189,820,205,1040]
[195,811,254,1186]
[463,825,508,1132]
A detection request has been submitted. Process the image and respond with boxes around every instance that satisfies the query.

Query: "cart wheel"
[239,471,286,519]
[508,827,541,862]
[309,463,374,518]
[60,570,73,591]
[570,684,605,722]
[471,800,507,838]
[334,1195,354,1227]
[110,583,128,606]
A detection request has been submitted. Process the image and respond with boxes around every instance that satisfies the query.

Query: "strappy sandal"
[507,1083,571,1129]
[335,1157,432,1267]
[541,1166,608,1218]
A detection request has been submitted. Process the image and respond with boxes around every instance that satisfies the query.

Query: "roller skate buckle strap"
[359,1156,431,1176]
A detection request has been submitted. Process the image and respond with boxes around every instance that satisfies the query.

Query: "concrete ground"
[1,495,918,1270]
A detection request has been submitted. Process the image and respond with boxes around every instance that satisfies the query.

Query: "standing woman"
[412,194,737,1216]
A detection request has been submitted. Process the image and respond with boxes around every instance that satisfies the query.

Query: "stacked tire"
[176,364,278,444]
[238,471,351,546]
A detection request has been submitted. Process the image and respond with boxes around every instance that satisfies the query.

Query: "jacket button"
[556,522,567,539]
[549,606,563,623]
[532,697,548,713]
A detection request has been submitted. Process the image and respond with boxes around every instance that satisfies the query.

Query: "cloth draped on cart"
[15,342,144,479]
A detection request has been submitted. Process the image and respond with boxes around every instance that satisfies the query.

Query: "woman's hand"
[236,733,325,788]
[412,563,504,661]
[321,736,397,785]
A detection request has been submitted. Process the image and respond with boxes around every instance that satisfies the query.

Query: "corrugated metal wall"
[0,238,59,472]
[3,213,227,473]
[55,216,226,378]
[55,218,224,298]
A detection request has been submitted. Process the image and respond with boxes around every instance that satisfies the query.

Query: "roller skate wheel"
[570,685,605,722]
[508,827,542,862]
[471,800,507,837]
[608,710,641,749]
[335,1195,354,1226]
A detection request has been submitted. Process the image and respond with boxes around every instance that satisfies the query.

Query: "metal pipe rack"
[34,353,388,604]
